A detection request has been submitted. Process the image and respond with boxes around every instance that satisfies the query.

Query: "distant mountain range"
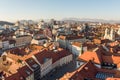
[0,21,14,26]
[0,18,120,25]
[62,18,120,23]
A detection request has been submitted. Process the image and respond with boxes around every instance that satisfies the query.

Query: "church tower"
[104,28,115,41]
[109,28,115,41]
[104,28,109,39]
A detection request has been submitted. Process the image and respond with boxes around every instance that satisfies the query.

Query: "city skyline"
[0,0,120,22]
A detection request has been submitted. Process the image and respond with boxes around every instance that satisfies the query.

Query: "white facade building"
[104,28,115,41]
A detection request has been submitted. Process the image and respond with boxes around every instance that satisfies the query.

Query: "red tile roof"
[5,71,24,80]
[79,50,120,68]
[50,49,72,63]
[60,61,97,80]
[5,65,33,80]
[18,65,33,78]
[34,50,52,64]
[106,78,120,80]
[25,57,39,69]
[79,51,102,64]
[59,35,83,40]
[60,61,120,80]
[7,45,44,61]
[34,48,72,64]
[108,41,119,47]
[102,55,120,68]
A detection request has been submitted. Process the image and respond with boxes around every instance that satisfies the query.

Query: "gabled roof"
[18,65,33,78]
[5,65,33,80]
[50,49,72,64]
[34,50,52,64]
[34,48,72,64]
[102,55,120,68]
[5,72,24,80]
[79,51,102,64]
[79,50,120,68]
[25,57,39,69]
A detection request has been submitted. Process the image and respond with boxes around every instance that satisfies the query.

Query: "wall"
[41,59,52,77]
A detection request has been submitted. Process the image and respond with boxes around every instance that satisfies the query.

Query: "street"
[41,57,77,80]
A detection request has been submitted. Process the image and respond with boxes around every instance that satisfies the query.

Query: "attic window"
[20,77,23,80]
[32,64,38,68]
[43,58,49,63]
[28,59,33,63]
[25,70,30,75]
[84,67,88,70]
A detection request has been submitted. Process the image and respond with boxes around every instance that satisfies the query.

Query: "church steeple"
[109,28,115,41]
[104,28,115,41]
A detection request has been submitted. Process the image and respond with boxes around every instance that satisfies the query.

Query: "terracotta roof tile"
[34,50,51,64]
[59,35,83,40]
[25,57,39,69]
[18,65,33,78]
[34,48,72,64]
[60,61,120,80]
[5,72,24,80]
[106,78,120,80]
[79,50,120,68]
[79,51,102,64]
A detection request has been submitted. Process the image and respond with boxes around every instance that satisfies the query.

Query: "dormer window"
[84,67,88,70]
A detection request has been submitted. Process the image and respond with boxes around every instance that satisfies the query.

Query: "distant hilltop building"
[104,28,115,41]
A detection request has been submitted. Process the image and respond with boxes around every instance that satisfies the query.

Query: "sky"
[0,0,120,22]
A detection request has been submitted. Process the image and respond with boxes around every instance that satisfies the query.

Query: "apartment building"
[15,35,32,47]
